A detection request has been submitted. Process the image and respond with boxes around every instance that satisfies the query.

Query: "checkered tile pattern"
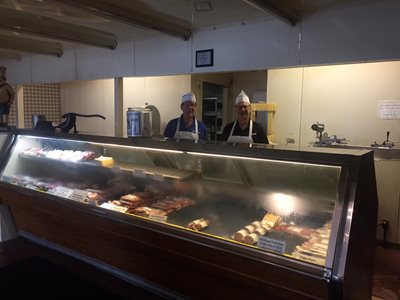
[23,83,61,128]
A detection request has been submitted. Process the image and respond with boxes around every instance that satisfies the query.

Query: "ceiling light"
[0,34,63,56]
[194,1,213,12]
[51,0,191,41]
[0,7,117,50]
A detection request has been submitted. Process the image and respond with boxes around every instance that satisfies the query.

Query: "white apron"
[174,117,199,142]
[227,120,253,144]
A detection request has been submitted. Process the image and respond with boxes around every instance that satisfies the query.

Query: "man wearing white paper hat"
[221,90,268,144]
[164,92,208,142]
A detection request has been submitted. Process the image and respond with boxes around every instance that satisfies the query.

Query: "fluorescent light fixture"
[0,7,117,50]
[0,34,63,57]
[51,0,192,41]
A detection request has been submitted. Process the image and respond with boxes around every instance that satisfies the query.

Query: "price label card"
[1,176,12,183]
[48,186,74,199]
[100,202,128,213]
[69,189,89,202]
[148,214,168,223]
[257,236,286,254]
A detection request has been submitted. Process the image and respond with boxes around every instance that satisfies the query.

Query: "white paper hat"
[182,92,196,103]
[235,90,250,104]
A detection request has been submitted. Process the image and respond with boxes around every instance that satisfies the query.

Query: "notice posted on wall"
[377,100,400,119]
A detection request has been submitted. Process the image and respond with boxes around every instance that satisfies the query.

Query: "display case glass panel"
[0,132,12,164]
[0,134,343,268]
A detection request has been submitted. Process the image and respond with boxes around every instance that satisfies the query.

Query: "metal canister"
[127,108,141,137]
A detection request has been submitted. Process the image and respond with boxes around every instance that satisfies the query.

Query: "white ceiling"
[0,0,369,59]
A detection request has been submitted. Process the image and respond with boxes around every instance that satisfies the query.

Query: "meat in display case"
[0,131,378,299]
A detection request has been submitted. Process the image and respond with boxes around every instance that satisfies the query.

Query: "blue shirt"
[164,115,208,141]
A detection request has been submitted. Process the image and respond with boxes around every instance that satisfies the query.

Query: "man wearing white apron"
[222,90,268,144]
[164,92,208,142]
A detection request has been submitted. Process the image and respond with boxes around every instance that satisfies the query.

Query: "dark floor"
[1,237,399,299]
[372,245,400,300]
[0,237,170,300]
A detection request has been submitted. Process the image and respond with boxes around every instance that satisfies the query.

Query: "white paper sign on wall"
[377,100,400,119]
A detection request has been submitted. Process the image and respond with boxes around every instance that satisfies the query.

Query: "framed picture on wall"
[196,49,214,67]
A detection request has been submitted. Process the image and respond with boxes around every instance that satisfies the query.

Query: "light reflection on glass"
[267,192,297,216]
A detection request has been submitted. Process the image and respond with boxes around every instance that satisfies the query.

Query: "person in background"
[0,66,15,126]
[222,90,268,144]
[164,92,208,142]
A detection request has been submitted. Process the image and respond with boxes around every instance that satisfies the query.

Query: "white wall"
[76,40,135,80]
[300,0,400,65]
[267,68,303,145]
[192,18,299,73]
[123,75,191,135]
[135,36,192,76]
[268,61,400,148]
[233,71,267,103]
[60,75,191,136]
[61,79,115,135]
[4,0,400,85]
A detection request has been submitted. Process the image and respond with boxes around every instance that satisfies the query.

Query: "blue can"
[127,108,141,137]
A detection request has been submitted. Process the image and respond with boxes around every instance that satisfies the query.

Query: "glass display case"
[0,130,378,299]
[0,131,11,152]
[0,132,13,167]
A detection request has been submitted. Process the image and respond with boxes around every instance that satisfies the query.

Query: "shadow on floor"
[0,256,163,300]
[372,246,400,300]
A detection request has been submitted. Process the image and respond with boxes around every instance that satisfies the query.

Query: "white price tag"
[148,214,168,223]
[257,236,286,254]
[69,189,89,202]
[48,186,74,199]
[100,202,128,213]
[0,176,13,183]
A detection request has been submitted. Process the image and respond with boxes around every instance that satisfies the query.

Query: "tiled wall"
[23,83,61,128]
